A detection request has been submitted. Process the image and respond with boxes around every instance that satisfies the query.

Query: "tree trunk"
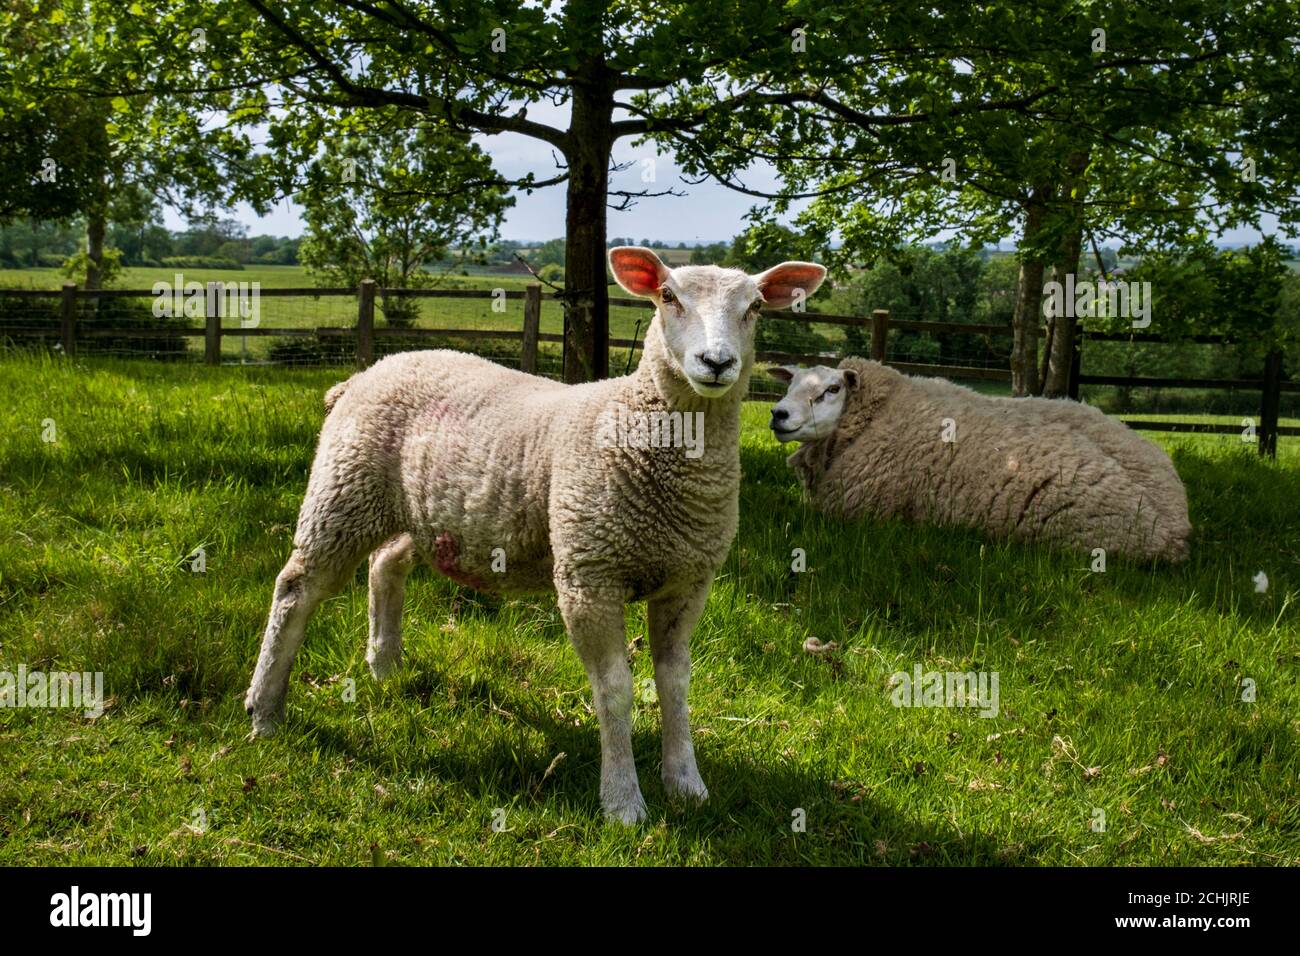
[1011,188,1050,397]
[1038,314,1055,394]
[84,189,107,292]
[1042,151,1089,398]
[1041,261,1078,397]
[83,111,111,293]
[561,75,613,383]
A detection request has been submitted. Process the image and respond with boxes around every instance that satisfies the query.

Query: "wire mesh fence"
[1,283,1291,451]
[1078,336,1300,418]
[875,306,1013,372]
[0,283,1050,399]
[0,290,198,360]
[0,291,65,355]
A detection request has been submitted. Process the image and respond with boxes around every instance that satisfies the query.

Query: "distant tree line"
[489,225,822,277]
[0,217,300,270]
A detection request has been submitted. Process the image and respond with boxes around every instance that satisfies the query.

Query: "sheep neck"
[627,319,749,436]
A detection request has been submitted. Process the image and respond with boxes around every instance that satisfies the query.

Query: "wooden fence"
[2,280,1294,456]
[864,312,1296,457]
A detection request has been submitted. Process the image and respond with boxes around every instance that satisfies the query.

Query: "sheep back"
[788,357,1190,561]
[305,345,744,601]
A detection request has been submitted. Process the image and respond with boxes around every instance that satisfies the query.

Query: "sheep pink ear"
[767,365,796,383]
[754,262,827,310]
[608,246,670,297]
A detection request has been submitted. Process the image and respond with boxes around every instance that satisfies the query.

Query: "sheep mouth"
[686,376,736,397]
[770,424,802,441]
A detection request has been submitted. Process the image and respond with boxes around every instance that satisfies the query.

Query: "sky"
[162,97,796,244]
[162,98,1279,249]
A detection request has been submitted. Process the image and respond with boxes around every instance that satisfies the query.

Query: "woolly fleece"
[786,357,1191,561]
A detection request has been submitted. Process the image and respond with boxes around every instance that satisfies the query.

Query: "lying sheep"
[244,246,826,823]
[769,358,1191,562]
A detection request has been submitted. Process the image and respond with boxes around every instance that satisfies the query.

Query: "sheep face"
[609,246,826,398]
[768,364,858,442]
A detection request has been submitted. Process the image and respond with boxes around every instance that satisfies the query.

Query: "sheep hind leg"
[558,587,646,825]
[244,549,362,738]
[367,533,419,681]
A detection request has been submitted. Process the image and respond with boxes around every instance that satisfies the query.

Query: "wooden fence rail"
[3,282,1292,457]
[863,308,1294,457]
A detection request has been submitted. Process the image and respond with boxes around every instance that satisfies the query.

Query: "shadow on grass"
[282,677,1006,866]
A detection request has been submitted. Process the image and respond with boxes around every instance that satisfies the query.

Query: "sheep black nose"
[698,353,736,376]
[771,408,789,422]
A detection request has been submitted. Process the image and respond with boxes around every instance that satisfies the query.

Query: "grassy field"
[0,264,862,370]
[0,354,1297,866]
[0,265,655,347]
[0,264,857,380]
[6,268,1293,423]
[0,263,543,292]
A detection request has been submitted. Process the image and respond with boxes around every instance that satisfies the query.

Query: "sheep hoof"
[248,716,281,739]
[367,652,401,681]
[245,699,284,738]
[663,770,709,804]
[602,788,648,826]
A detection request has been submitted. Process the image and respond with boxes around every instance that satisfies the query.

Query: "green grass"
[0,263,851,365]
[0,264,316,290]
[0,355,1297,866]
[0,264,541,291]
[0,265,656,349]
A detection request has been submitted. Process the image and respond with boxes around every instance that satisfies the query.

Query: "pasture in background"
[1,260,1296,451]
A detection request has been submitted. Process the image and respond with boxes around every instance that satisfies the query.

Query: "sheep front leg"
[367,534,418,680]
[558,588,646,825]
[648,579,711,804]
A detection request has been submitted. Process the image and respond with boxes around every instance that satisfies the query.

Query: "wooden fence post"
[1260,348,1282,458]
[357,279,376,368]
[204,281,221,365]
[1067,329,1083,401]
[870,309,889,362]
[59,282,77,357]
[521,283,541,374]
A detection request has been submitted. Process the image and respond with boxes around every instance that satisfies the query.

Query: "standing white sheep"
[244,247,826,823]
[769,358,1190,562]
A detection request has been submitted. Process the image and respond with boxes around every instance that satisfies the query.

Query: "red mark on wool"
[434,532,489,590]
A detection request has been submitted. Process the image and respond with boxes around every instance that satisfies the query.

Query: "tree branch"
[245,0,571,151]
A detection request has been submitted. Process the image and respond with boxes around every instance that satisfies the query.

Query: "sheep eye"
[750,298,763,313]
[827,385,841,395]
[660,288,676,304]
